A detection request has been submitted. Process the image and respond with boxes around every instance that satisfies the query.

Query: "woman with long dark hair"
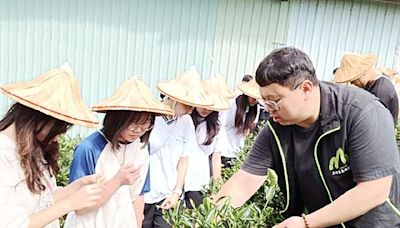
[143,67,213,228]
[0,65,103,228]
[64,78,173,228]
[221,75,261,167]
[184,78,231,208]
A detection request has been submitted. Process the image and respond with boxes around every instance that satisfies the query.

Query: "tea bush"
[57,135,82,227]
[55,121,400,227]
[57,135,82,187]
[163,124,285,227]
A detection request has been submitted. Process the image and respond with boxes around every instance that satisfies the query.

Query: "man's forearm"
[306,176,392,227]
[215,170,266,207]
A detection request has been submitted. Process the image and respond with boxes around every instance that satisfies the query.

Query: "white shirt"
[184,116,228,191]
[144,115,197,204]
[221,97,259,158]
[64,132,149,228]
[0,134,59,228]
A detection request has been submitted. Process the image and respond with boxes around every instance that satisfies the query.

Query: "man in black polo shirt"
[215,47,400,227]
[334,52,399,126]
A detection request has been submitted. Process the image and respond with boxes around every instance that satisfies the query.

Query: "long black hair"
[234,74,258,134]
[191,109,220,145]
[234,95,257,134]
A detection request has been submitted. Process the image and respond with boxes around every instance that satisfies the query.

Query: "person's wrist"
[62,195,77,211]
[172,188,182,196]
[301,213,311,228]
[54,198,73,215]
[70,179,83,192]
[71,178,83,189]
[113,173,123,186]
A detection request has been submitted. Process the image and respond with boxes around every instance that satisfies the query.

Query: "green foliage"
[164,195,279,228]
[56,135,82,228]
[56,135,82,187]
[163,123,285,227]
[54,122,400,227]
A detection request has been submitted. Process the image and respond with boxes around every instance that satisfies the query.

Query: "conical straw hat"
[0,63,98,128]
[390,74,400,86]
[213,74,235,99]
[236,79,261,100]
[334,53,377,83]
[196,78,231,111]
[157,67,213,107]
[377,67,398,78]
[92,77,174,116]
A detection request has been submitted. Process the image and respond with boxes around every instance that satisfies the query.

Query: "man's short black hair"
[255,47,319,89]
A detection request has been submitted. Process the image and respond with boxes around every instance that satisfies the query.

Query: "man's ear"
[300,80,314,101]
[300,80,314,94]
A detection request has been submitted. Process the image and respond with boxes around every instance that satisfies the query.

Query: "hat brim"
[195,105,230,112]
[236,80,261,100]
[241,91,261,100]
[1,88,99,128]
[334,69,367,83]
[157,84,214,107]
[195,98,230,111]
[92,106,174,116]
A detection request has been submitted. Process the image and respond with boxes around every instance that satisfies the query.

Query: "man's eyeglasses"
[127,123,153,132]
[263,99,283,111]
[262,81,303,112]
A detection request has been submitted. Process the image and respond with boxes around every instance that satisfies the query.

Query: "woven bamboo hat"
[0,63,98,128]
[334,53,377,83]
[196,78,231,111]
[213,74,235,99]
[92,77,174,116]
[236,78,261,100]
[378,67,398,78]
[157,67,213,107]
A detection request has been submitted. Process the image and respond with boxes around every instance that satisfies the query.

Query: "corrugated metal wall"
[2,0,400,135]
[0,0,221,135]
[287,0,400,81]
[212,0,289,89]
[0,0,287,135]
[0,0,219,108]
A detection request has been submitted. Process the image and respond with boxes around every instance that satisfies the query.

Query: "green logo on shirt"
[329,148,350,175]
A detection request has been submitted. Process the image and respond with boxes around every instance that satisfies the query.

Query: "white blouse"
[144,114,197,204]
[65,134,149,228]
[220,97,259,158]
[0,134,59,228]
[184,117,228,191]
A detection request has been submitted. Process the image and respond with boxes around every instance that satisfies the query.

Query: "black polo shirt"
[364,76,399,125]
[242,82,400,227]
